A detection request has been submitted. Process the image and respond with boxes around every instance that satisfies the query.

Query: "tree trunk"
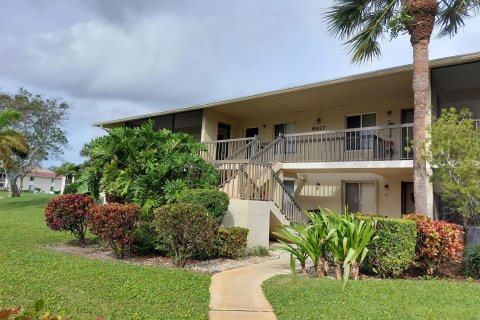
[412,39,429,215]
[301,261,307,276]
[321,256,329,276]
[6,170,21,197]
[350,262,360,280]
[407,0,438,215]
[315,262,324,277]
[334,263,342,280]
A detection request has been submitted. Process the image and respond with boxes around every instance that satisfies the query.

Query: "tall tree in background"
[54,162,80,185]
[0,89,69,197]
[0,111,29,182]
[427,108,480,241]
[325,0,480,214]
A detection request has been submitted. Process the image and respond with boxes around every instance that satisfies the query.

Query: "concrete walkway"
[209,254,291,320]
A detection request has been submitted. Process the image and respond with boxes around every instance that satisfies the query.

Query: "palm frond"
[436,0,480,38]
[325,0,400,63]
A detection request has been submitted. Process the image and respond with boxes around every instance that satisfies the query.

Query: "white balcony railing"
[200,137,258,161]
[252,124,414,163]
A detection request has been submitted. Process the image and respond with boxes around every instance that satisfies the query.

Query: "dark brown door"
[402,182,415,215]
[401,109,414,159]
[216,123,231,160]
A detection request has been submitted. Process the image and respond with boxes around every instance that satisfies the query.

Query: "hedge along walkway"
[209,253,291,320]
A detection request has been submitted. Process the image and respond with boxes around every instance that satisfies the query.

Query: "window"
[29,176,34,182]
[51,178,55,183]
[274,122,296,138]
[274,123,296,153]
[283,179,295,195]
[346,113,376,129]
[342,181,377,213]
[346,113,377,151]
[50,186,54,192]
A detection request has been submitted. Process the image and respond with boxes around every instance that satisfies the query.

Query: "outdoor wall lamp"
[384,184,389,192]
[316,182,321,190]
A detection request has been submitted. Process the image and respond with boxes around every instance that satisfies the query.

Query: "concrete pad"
[209,254,291,320]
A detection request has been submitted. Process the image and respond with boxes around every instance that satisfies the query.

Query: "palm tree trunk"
[407,0,438,215]
[350,262,360,280]
[334,263,342,280]
[412,39,430,215]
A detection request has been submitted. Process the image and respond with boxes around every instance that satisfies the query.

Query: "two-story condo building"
[96,52,480,247]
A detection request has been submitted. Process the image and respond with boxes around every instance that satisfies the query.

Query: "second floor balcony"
[201,123,415,163]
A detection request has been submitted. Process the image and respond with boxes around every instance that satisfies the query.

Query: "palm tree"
[325,0,480,214]
[54,162,79,185]
[0,110,29,196]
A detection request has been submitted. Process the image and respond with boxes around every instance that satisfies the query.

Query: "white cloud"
[1,0,480,166]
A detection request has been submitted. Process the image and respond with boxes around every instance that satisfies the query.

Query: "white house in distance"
[1,168,66,194]
[95,52,480,247]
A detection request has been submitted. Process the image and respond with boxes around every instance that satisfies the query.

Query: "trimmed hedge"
[177,189,229,222]
[215,227,249,259]
[357,214,416,277]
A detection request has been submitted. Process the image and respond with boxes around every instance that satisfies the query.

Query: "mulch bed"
[44,240,279,274]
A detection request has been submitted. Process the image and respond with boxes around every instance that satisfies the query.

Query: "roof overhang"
[94,51,480,127]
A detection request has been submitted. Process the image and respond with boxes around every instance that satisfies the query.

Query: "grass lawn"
[0,193,210,319]
[263,275,480,320]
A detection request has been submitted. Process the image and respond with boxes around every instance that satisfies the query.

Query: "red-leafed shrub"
[404,214,464,274]
[45,194,94,243]
[87,203,141,258]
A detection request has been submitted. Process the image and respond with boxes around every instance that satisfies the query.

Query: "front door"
[216,123,231,160]
[401,182,415,215]
[401,109,414,159]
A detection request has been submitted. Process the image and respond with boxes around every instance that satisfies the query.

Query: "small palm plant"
[273,223,309,275]
[274,211,336,277]
[305,211,336,276]
[340,213,378,285]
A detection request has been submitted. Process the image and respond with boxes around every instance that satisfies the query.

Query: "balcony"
[201,124,415,163]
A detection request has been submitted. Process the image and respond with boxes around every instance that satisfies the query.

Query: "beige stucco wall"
[22,176,64,193]
[222,199,273,248]
[201,109,241,142]
[292,171,413,218]
[229,96,413,143]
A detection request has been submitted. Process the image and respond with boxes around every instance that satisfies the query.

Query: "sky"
[1,0,480,167]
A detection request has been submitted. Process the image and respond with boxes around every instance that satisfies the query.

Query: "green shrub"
[132,221,169,255]
[215,227,249,259]
[358,215,416,277]
[462,244,480,278]
[154,203,217,267]
[63,182,78,194]
[178,189,229,222]
[246,245,270,257]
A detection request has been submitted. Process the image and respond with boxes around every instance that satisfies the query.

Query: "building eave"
[94,51,480,127]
